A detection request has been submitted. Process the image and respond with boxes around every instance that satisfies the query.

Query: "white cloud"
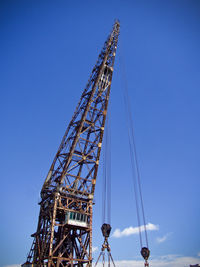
[92,246,99,253]
[112,223,159,238]
[156,232,172,243]
[93,255,200,267]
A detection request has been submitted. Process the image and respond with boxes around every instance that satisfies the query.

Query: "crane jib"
[22,21,120,267]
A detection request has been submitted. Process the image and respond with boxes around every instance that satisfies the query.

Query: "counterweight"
[23,21,120,267]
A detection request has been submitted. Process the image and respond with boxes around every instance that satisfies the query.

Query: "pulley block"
[101,223,112,237]
[141,247,150,260]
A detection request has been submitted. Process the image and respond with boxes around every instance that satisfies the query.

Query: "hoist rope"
[119,45,149,250]
[102,109,111,225]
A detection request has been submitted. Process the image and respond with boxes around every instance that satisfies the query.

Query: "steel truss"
[23,21,120,267]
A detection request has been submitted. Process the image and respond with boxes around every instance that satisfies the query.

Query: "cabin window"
[67,211,87,223]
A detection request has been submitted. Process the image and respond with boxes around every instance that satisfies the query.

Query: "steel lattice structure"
[23,21,120,267]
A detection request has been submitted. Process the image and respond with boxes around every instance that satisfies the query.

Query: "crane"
[22,21,120,267]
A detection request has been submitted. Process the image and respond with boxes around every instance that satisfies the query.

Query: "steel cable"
[119,43,149,250]
[102,108,111,225]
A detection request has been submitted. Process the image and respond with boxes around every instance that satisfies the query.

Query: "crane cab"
[65,211,88,228]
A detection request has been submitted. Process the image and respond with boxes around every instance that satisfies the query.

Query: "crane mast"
[23,21,120,267]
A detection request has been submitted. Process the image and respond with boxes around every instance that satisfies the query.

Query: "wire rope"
[102,107,111,225]
[119,42,149,250]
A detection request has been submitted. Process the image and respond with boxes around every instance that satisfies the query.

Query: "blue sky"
[0,1,200,266]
